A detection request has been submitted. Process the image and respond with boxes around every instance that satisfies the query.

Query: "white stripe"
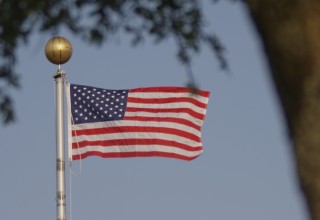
[124,111,204,126]
[72,131,201,148]
[128,92,209,104]
[126,102,207,114]
[72,120,201,137]
[72,145,203,158]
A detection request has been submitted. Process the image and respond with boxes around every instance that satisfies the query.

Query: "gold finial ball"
[45,36,72,65]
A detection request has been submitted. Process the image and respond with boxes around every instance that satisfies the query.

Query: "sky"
[0,1,309,220]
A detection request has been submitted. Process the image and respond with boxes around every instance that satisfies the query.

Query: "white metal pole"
[54,69,67,220]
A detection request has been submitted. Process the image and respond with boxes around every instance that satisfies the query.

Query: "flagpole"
[54,69,67,220]
[45,36,73,220]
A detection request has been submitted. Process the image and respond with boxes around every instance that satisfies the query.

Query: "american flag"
[67,83,210,161]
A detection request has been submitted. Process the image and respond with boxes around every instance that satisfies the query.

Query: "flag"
[67,83,210,161]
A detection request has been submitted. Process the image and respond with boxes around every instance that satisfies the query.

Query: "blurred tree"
[245,1,320,219]
[1,0,319,219]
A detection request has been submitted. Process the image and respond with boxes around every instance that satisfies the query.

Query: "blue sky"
[0,1,309,220]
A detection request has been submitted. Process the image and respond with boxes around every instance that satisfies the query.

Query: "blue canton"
[70,84,128,125]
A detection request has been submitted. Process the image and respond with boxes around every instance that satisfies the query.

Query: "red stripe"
[72,138,203,151]
[127,97,207,108]
[129,87,210,97]
[72,151,201,161]
[72,126,200,142]
[124,116,201,131]
[126,107,205,120]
